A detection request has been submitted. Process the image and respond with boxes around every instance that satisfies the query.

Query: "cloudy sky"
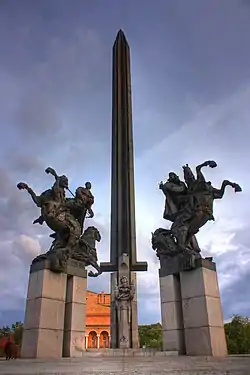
[0,0,250,327]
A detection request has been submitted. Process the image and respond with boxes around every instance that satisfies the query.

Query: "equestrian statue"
[17,167,102,277]
[152,160,242,265]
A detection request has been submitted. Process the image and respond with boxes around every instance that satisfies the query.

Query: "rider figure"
[33,171,69,225]
[82,182,94,218]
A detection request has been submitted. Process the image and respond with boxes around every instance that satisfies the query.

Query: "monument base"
[159,258,227,357]
[180,259,227,356]
[159,273,185,354]
[63,274,87,357]
[82,348,178,356]
[21,259,87,359]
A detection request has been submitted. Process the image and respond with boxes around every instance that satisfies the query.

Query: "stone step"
[83,348,178,357]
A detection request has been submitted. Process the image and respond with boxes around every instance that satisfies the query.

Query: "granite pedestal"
[159,257,227,356]
[180,259,227,356]
[21,259,87,359]
[159,273,185,354]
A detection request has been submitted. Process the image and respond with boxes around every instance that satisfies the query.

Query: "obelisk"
[100,30,147,349]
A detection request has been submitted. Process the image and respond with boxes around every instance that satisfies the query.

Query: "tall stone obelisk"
[100,30,147,349]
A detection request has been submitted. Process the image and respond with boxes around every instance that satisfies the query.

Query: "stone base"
[21,265,67,359]
[21,259,87,359]
[63,275,87,357]
[159,273,185,354]
[21,328,64,358]
[180,260,227,356]
[159,258,228,357]
[83,348,178,356]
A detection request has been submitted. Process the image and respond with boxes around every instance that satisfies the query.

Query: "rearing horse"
[172,161,242,250]
[17,177,82,249]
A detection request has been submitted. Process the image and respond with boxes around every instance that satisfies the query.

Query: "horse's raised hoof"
[234,183,242,192]
[17,182,28,190]
[208,160,217,168]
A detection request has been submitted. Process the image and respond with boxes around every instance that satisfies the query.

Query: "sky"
[0,0,250,327]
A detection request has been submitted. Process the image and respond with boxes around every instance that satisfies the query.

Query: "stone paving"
[0,356,250,375]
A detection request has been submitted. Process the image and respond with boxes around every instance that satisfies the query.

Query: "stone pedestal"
[21,264,67,358]
[159,272,185,354]
[180,259,227,356]
[159,258,227,356]
[21,259,87,359]
[63,274,87,357]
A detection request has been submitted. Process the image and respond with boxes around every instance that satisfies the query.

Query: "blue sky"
[0,0,250,326]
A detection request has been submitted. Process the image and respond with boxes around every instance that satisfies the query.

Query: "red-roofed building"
[85,290,111,349]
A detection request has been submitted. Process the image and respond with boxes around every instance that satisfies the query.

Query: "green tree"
[224,315,250,354]
[139,323,162,349]
[11,322,23,345]
[0,325,11,337]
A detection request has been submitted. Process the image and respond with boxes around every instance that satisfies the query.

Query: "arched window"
[88,331,97,348]
[100,331,109,348]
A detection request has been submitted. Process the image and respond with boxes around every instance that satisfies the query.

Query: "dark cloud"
[0,0,250,327]
[0,167,13,198]
[0,310,25,328]
[222,267,250,319]
[16,91,62,137]
[8,154,45,175]
[240,0,250,7]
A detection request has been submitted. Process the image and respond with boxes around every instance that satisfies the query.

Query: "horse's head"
[84,226,101,242]
[151,229,160,250]
[182,164,195,185]
[151,228,174,252]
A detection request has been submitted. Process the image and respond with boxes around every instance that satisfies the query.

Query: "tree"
[138,323,162,349]
[224,315,250,354]
[11,322,23,345]
[0,325,11,337]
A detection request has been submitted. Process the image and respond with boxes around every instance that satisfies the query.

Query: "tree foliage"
[12,322,23,345]
[0,322,23,345]
[1,315,250,354]
[225,315,250,354]
[0,325,11,337]
[139,316,250,354]
[138,323,162,349]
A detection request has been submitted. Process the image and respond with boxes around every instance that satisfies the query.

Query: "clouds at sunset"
[0,0,250,325]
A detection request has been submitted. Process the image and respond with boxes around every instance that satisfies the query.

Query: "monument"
[152,160,242,356]
[100,30,148,349]
[17,167,102,358]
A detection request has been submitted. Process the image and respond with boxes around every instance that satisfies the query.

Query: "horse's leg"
[189,235,201,253]
[65,217,81,249]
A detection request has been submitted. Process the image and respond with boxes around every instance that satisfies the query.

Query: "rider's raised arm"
[27,186,42,207]
[45,167,58,181]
